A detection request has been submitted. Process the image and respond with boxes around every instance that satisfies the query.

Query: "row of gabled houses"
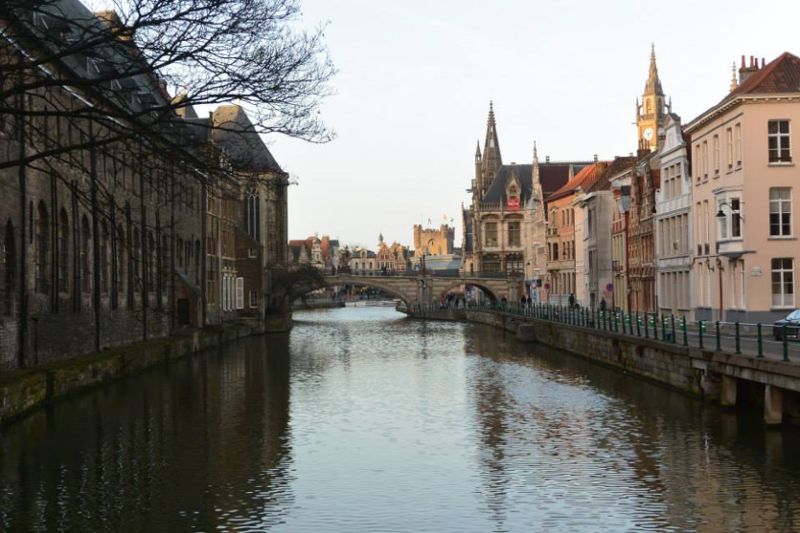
[0,2,288,370]
[288,233,412,275]
[464,47,800,324]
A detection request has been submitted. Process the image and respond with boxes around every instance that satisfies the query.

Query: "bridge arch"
[292,275,415,309]
[434,280,500,303]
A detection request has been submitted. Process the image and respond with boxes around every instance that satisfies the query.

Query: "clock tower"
[636,44,670,152]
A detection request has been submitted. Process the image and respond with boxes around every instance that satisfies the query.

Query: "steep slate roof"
[211,105,283,173]
[585,157,637,193]
[728,52,800,98]
[548,162,605,202]
[483,162,590,205]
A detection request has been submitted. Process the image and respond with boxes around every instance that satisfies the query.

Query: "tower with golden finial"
[636,44,671,152]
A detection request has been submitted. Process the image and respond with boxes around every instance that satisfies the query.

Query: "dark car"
[773,310,800,340]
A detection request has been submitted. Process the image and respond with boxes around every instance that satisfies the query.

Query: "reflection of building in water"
[0,335,293,532]
[464,322,800,531]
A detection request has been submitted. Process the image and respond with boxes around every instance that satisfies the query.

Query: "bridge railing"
[411,301,800,363]
[330,270,521,280]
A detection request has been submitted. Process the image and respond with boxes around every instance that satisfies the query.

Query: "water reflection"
[0,335,292,533]
[1,307,800,532]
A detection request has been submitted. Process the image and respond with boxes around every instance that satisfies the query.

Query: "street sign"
[606,283,614,292]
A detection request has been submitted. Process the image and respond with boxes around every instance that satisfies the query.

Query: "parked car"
[773,310,800,340]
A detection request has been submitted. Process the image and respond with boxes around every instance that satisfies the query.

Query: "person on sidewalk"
[568,293,575,308]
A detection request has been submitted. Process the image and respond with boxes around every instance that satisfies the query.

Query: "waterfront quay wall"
[0,322,262,425]
[414,308,800,425]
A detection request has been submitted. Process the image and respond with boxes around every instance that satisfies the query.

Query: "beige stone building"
[463,104,590,301]
[685,53,800,323]
[413,224,454,257]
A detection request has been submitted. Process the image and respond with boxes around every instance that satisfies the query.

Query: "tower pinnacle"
[644,43,664,96]
[730,62,738,92]
[482,101,501,170]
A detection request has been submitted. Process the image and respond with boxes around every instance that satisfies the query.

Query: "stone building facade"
[655,114,693,318]
[685,52,800,323]
[413,224,454,257]
[463,104,591,297]
[0,3,289,369]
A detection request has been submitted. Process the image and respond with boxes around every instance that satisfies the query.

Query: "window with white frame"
[713,135,720,175]
[768,120,792,163]
[735,123,742,166]
[731,197,741,238]
[726,128,733,170]
[695,145,702,183]
[702,141,708,178]
[770,187,792,237]
[718,199,728,240]
[235,277,244,310]
[772,258,795,308]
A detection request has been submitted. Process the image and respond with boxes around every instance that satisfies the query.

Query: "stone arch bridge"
[293,273,520,309]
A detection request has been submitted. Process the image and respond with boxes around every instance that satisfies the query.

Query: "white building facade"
[655,115,694,318]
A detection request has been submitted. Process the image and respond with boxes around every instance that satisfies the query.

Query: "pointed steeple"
[480,101,502,186]
[644,43,664,96]
[484,101,501,154]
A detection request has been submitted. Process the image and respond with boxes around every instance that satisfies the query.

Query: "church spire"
[730,62,738,92]
[480,101,502,182]
[484,101,500,154]
[644,43,664,96]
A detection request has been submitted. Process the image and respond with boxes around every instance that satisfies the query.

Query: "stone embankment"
[412,308,800,426]
[0,323,261,425]
[291,300,346,310]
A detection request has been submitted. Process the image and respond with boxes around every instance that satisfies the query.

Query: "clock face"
[644,128,654,141]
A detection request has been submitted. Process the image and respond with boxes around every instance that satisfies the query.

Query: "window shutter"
[235,277,244,309]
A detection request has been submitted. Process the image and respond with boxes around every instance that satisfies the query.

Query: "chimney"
[738,54,760,85]
[593,154,598,162]
[546,156,550,163]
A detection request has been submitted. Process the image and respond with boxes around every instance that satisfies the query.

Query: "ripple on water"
[1,306,800,532]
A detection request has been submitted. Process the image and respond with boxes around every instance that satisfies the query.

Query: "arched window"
[505,253,523,275]
[35,201,50,294]
[133,228,140,290]
[57,208,70,294]
[100,221,109,293]
[117,224,126,297]
[482,254,501,273]
[147,231,155,293]
[160,238,168,305]
[3,220,15,315]
[244,189,261,240]
[195,239,201,281]
[81,215,91,293]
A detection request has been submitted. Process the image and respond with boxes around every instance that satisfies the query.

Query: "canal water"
[3,307,800,532]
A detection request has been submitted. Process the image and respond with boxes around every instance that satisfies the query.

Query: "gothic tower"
[479,102,502,193]
[636,44,670,151]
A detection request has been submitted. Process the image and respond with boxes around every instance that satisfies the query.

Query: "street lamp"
[716,200,744,221]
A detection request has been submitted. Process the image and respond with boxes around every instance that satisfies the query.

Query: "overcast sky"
[269,0,800,250]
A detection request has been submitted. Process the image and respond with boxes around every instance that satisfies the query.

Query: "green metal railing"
[411,300,797,362]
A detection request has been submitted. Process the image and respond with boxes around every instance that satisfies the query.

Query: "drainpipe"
[718,258,724,322]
